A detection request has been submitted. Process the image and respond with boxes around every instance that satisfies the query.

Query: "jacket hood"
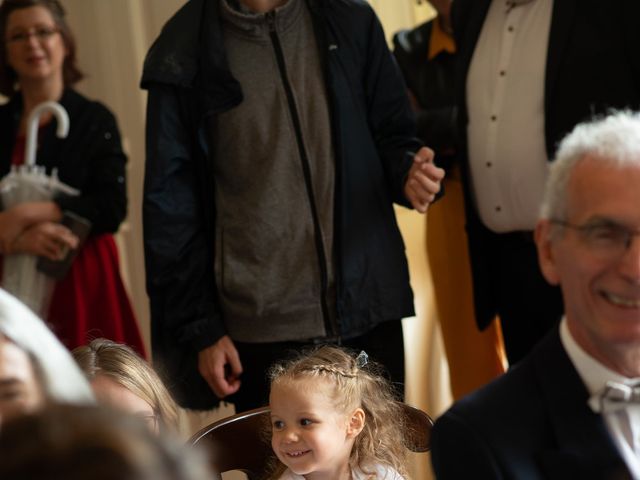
[140,0,242,112]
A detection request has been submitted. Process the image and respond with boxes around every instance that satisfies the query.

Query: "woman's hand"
[0,208,29,254]
[10,222,79,260]
[0,202,63,254]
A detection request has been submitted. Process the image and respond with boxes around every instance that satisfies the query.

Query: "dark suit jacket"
[431,329,632,479]
[452,0,640,330]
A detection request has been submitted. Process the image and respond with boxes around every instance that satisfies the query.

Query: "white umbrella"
[0,101,79,318]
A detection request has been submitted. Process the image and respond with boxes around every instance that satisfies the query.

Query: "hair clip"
[356,350,369,368]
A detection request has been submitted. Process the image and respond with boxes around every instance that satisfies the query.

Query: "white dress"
[277,463,405,479]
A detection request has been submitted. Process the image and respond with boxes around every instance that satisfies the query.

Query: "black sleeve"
[431,411,504,479]
[143,84,226,354]
[363,8,422,208]
[55,105,127,233]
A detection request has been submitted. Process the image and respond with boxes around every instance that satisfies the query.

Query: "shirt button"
[499,70,506,76]
[495,206,502,212]
[104,132,112,140]
[508,26,514,32]
[491,115,497,121]
[486,162,492,168]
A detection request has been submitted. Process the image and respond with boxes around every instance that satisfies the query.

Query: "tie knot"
[589,381,640,414]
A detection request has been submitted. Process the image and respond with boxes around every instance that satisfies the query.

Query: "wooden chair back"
[189,402,433,479]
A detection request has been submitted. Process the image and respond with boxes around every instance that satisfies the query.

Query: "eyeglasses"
[6,27,59,44]
[551,219,640,260]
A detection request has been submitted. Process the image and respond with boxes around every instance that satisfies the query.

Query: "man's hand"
[403,147,445,213]
[198,335,242,398]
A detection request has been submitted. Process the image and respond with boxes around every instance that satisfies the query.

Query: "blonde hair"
[73,339,179,434]
[268,346,407,477]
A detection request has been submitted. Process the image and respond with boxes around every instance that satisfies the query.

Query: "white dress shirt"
[560,319,640,479]
[466,0,553,232]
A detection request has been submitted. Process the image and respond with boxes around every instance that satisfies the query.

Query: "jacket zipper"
[266,11,338,339]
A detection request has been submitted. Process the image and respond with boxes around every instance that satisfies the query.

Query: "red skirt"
[1,234,147,359]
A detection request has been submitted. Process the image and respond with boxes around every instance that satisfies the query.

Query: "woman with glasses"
[0,0,145,358]
[72,338,179,435]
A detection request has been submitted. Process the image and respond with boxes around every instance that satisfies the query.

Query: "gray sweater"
[213,0,335,342]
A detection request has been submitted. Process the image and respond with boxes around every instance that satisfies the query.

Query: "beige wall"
[61,2,448,478]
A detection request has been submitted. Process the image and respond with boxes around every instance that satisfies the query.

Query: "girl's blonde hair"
[72,339,179,434]
[269,345,407,477]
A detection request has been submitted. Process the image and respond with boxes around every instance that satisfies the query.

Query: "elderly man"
[430,111,640,479]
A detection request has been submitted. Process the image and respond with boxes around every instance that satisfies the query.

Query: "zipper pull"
[266,11,276,33]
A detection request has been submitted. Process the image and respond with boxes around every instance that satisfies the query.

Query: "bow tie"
[589,381,640,414]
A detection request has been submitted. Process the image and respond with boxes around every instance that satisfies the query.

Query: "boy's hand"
[198,335,243,398]
[403,147,445,213]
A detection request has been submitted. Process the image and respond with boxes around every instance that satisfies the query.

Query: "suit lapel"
[458,0,492,70]
[544,0,578,114]
[455,0,491,126]
[533,331,631,479]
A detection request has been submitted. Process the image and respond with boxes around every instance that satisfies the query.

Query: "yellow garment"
[427,166,506,400]
[428,17,456,61]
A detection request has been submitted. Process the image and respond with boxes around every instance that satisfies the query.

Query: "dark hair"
[0,404,212,480]
[0,0,84,96]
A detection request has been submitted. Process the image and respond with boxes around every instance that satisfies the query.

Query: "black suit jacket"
[431,329,632,479]
[452,0,640,330]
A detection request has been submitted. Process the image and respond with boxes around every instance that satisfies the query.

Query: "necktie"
[589,381,640,414]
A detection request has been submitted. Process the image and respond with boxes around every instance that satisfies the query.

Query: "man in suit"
[452,0,640,364]
[430,111,640,479]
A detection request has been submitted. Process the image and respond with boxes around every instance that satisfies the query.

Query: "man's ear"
[346,408,365,438]
[535,220,560,286]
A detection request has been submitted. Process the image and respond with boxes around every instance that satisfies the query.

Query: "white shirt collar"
[559,317,636,399]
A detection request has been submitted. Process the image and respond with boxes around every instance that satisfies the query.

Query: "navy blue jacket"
[431,329,632,480]
[140,0,420,408]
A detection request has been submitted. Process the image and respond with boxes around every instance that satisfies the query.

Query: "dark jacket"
[392,18,457,171]
[141,0,420,409]
[431,329,632,480]
[0,88,127,234]
[452,0,640,331]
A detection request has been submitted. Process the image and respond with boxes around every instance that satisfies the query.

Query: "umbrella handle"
[24,101,70,167]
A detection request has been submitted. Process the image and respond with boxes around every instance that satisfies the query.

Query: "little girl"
[268,346,408,480]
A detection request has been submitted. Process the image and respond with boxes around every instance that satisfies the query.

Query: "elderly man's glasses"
[6,27,59,44]
[552,219,640,259]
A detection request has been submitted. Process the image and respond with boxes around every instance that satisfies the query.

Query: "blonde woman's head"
[73,339,178,434]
